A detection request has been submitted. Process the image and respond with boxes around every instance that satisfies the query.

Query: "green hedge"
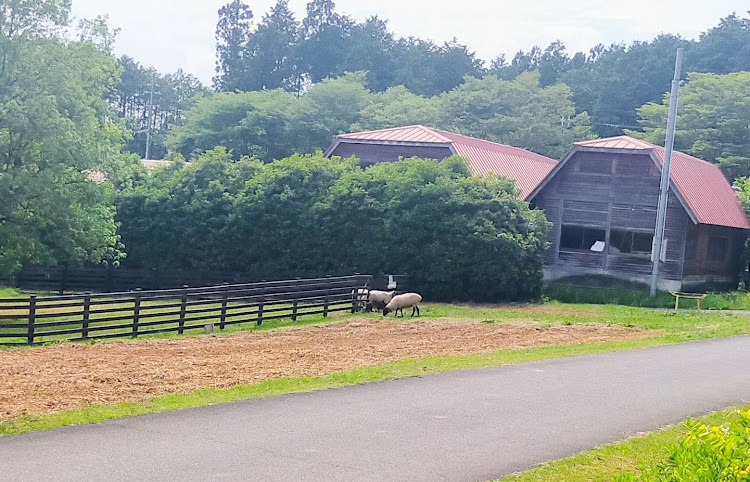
[116,149,549,302]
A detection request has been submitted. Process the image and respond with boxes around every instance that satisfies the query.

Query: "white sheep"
[382,293,422,317]
[367,290,395,312]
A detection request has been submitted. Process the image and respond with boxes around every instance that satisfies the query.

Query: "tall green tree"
[630,71,750,180]
[214,0,253,91]
[245,0,300,91]
[0,1,126,275]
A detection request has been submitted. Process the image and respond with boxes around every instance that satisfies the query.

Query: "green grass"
[544,283,750,310]
[500,404,750,481]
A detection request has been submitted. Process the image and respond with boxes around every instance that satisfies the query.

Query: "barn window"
[559,225,606,252]
[707,237,729,262]
[609,230,653,257]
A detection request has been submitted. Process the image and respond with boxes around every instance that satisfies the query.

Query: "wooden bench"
[669,291,707,312]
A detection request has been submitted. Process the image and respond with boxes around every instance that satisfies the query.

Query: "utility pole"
[144,72,155,160]
[650,48,683,296]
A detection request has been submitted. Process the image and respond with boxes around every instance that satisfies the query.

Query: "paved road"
[3,337,750,482]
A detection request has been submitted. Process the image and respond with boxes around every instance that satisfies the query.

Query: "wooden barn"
[529,136,750,291]
[324,125,557,199]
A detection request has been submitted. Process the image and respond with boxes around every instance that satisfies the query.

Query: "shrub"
[117,152,549,302]
[616,411,750,481]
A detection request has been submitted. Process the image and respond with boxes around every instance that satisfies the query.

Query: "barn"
[324,125,557,199]
[529,136,750,291]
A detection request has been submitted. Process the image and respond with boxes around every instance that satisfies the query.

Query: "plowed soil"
[0,318,654,419]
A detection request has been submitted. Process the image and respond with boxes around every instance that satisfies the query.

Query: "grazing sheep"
[382,293,422,317]
[368,290,395,312]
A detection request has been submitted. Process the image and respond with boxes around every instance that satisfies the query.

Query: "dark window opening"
[609,230,653,257]
[560,225,606,252]
[707,237,729,262]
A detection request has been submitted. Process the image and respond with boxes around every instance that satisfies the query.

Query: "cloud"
[71,0,748,85]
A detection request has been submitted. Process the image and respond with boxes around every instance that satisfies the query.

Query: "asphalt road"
[3,336,750,482]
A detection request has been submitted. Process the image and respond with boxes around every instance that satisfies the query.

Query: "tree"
[339,16,396,92]
[214,0,253,91]
[167,89,304,161]
[108,56,206,159]
[296,0,353,84]
[630,71,750,180]
[353,85,439,131]
[245,0,300,92]
[692,12,750,74]
[0,2,126,275]
[437,72,594,159]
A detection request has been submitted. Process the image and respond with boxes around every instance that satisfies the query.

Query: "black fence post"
[257,285,265,326]
[132,291,141,338]
[219,293,228,331]
[292,298,298,322]
[82,293,91,340]
[27,295,36,346]
[59,266,68,295]
[178,286,188,335]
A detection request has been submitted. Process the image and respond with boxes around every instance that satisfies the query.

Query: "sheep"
[382,293,422,317]
[367,290,395,312]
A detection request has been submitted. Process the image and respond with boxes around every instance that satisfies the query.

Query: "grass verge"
[500,404,750,481]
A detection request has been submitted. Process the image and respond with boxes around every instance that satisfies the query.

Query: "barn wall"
[330,142,454,166]
[534,150,689,285]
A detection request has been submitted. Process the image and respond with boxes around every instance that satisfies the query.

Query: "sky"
[71,0,749,86]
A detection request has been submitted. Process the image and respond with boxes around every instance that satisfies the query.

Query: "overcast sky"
[71,0,748,85]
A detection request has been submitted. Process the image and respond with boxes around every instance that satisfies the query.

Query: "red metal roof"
[331,125,557,199]
[577,136,750,230]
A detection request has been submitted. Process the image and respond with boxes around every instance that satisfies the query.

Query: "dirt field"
[0,318,653,419]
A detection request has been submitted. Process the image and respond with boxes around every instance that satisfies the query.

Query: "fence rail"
[0,275,372,346]
[4,267,407,295]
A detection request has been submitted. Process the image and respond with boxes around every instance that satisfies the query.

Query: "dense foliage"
[0,0,130,276]
[116,151,549,301]
[108,56,206,159]
[169,71,593,161]
[213,1,750,138]
[631,71,750,180]
[616,411,750,481]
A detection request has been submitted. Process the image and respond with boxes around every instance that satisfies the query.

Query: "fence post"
[178,285,188,335]
[82,293,91,340]
[292,298,298,322]
[219,293,228,331]
[59,266,68,295]
[257,286,265,326]
[132,290,141,338]
[323,276,332,317]
[27,295,36,345]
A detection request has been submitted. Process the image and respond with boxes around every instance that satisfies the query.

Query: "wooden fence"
[0,275,372,346]
[6,267,407,295]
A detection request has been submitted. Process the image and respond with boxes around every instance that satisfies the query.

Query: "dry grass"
[0,317,652,420]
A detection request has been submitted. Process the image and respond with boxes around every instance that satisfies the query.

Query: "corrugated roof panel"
[652,148,750,229]
[338,125,451,144]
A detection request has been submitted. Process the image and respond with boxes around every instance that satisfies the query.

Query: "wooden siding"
[330,142,453,166]
[534,151,689,282]
[683,224,744,278]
